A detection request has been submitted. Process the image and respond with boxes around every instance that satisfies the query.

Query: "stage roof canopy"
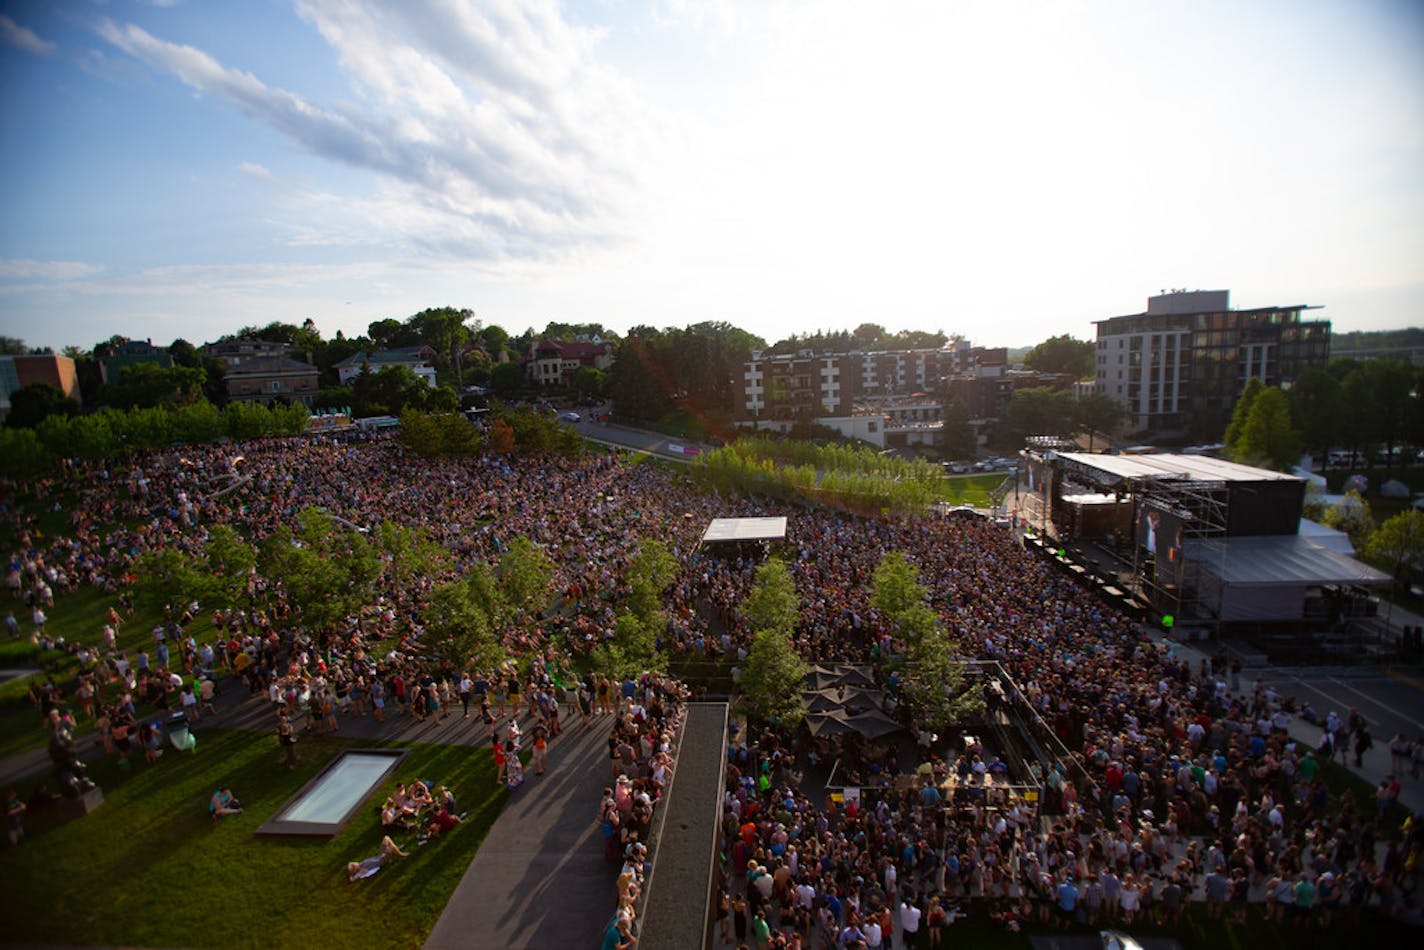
[1055,452,1300,485]
[1183,535,1390,587]
[701,516,788,544]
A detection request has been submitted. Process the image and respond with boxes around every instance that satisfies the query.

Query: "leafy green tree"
[1024,334,1095,378]
[497,536,555,618]
[0,428,50,476]
[1289,367,1342,468]
[626,539,679,628]
[995,387,1076,448]
[202,525,257,609]
[6,383,78,429]
[607,326,676,421]
[872,550,980,729]
[350,364,429,416]
[0,336,26,355]
[489,361,524,397]
[424,575,502,671]
[1232,387,1299,471]
[1323,490,1374,548]
[872,552,926,622]
[1223,377,1264,451]
[941,397,976,460]
[375,520,452,591]
[572,365,607,400]
[743,560,799,636]
[592,612,663,680]
[258,507,383,633]
[1364,359,1414,468]
[168,338,203,368]
[399,410,482,457]
[1364,510,1424,586]
[738,628,808,726]
[1074,392,1126,452]
[171,400,226,443]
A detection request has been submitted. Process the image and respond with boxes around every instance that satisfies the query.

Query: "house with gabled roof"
[334,346,438,388]
[524,339,615,386]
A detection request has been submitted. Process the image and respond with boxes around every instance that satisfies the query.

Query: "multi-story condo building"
[1094,290,1330,438]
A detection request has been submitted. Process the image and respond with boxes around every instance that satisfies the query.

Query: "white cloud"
[0,259,104,281]
[0,14,56,55]
[96,2,649,267]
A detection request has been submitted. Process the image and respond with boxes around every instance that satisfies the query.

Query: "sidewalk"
[424,715,618,949]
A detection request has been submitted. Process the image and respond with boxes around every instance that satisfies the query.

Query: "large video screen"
[1136,502,1182,567]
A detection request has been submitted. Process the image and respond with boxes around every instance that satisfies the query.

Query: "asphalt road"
[1257,667,1424,744]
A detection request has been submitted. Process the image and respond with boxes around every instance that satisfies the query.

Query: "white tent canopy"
[700,516,788,544]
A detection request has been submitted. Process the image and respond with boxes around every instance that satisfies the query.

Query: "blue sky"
[1,0,1421,352]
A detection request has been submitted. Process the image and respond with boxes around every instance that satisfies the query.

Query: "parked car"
[557,411,581,423]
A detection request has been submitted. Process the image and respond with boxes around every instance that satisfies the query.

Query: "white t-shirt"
[899,902,922,933]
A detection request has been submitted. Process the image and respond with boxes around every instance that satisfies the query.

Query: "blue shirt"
[1057,881,1079,911]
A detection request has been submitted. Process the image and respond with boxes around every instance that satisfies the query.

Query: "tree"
[257,507,383,633]
[626,539,679,628]
[424,574,502,671]
[1223,377,1263,451]
[1323,490,1374,548]
[375,520,452,591]
[871,552,926,623]
[5,383,78,429]
[941,397,976,460]
[399,410,482,457]
[1232,387,1299,471]
[105,363,206,409]
[738,628,808,725]
[743,560,799,636]
[606,327,675,421]
[995,387,1076,447]
[1289,367,1342,468]
[168,338,203,368]
[592,612,663,680]
[489,361,524,397]
[0,336,26,355]
[487,418,516,454]
[1364,510,1424,588]
[572,365,607,401]
[350,364,429,416]
[0,428,50,477]
[872,550,981,729]
[1024,334,1095,379]
[497,536,554,618]
[1074,393,1126,452]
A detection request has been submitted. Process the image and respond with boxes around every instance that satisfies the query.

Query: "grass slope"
[0,727,504,949]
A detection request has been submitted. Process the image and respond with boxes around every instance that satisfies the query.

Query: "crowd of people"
[3,431,1421,944]
[596,670,689,950]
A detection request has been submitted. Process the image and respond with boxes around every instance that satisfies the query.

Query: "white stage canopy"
[701,516,788,544]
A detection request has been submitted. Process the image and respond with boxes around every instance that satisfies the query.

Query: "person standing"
[459,673,473,719]
[277,715,298,770]
[899,892,923,948]
[1354,725,1374,768]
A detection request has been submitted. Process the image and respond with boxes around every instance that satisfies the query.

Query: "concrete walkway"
[425,716,619,949]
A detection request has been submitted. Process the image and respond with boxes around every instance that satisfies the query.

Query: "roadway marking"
[1327,677,1423,726]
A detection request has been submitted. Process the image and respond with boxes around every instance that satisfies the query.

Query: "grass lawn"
[0,584,174,760]
[939,472,1006,508]
[0,727,504,949]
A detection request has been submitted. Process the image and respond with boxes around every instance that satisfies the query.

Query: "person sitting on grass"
[209,787,243,820]
[425,806,462,837]
[406,780,434,813]
[347,835,408,881]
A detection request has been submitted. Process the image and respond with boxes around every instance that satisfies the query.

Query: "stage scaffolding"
[1131,479,1230,624]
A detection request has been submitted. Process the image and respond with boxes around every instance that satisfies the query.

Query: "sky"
[0,0,1421,353]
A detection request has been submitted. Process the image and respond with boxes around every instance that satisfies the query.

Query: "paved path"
[425,716,618,949]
